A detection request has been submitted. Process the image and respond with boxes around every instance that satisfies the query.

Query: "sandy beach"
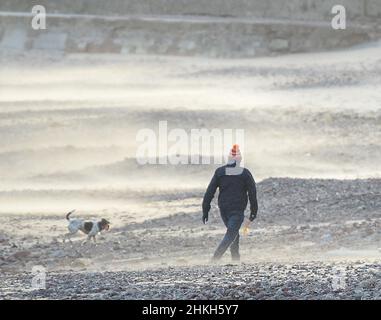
[0,44,380,299]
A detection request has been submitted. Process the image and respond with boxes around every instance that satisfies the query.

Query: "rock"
[353,289,364,299]
[0,234,9,244]
[11,250,31,260]
[360,279,376,289]
[51,250,67,258]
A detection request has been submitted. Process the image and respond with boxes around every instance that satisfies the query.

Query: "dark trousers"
[213,211,244,260]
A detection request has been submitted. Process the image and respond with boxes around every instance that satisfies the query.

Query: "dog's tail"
[66,210,75,220]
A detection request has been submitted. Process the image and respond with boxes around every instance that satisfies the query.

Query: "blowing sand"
[0,44,380,299]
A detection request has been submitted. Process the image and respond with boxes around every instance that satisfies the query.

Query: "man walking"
[202,144,258,262]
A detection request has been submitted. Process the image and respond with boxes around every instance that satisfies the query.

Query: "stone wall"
[1,0,381,20]
[0,1,380,58]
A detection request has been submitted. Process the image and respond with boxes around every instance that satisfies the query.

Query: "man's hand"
[202,212,209,224]
[249,211,257,222]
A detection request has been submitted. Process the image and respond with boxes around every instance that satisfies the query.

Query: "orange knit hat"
[230,144,240,157]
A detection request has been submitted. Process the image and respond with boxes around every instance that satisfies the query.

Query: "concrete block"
[1,28,27,50]
[33,32,67,51]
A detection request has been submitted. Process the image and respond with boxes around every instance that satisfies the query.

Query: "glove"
[249,211,257,222]
[202,212,209,224]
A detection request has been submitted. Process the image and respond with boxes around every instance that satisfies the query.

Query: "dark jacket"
[202,162,258,215]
